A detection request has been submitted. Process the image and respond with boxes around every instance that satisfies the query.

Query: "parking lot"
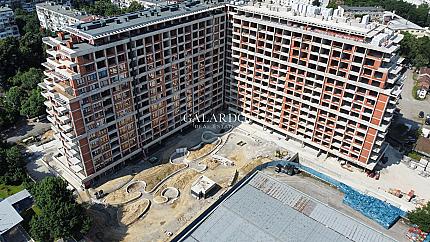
[397,69,430,128]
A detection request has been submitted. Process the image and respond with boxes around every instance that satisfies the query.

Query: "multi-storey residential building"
[225,2,404,169]
[39,0,404,187]
[0,0,46,12]
[36,2,97,32]
[39,2,226,187]
[0,7,19,39]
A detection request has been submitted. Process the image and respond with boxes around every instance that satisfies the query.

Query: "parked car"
[419,111,425,118]
[426,116,430,125]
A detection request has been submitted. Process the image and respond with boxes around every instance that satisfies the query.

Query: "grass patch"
[0,183,25,199]
[412,73,425,100]
[20,206,42,232]
[408,151,422,161]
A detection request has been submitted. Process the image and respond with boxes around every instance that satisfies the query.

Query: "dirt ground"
[155,169,200,197]
[96,175,134,194]
[186,143,215,160]
[89,125,285,242]
[104,189,141,205]
[133,163,187,192]
[119,199,150,226]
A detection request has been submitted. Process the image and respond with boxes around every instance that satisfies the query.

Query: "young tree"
[408,202,430,232]
[30,177,92,241]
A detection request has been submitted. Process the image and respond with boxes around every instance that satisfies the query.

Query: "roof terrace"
[64,0,226,40]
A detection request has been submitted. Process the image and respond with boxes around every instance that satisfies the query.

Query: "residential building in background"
[36,2,97,32]
[0,7,19,39]
[39,0,405,187]
[0,0,46,12]
[225,1,404,169]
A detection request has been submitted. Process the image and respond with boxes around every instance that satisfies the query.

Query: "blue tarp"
[340,183,405,229]
[266,159,407,229]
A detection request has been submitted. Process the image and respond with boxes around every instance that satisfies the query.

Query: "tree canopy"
[0,144,27,185]
[328,0,430,27]
[408,202,430,232]
[399,32,430,68]
[76,0,146,17]
[29,177,92,242]
[0,10,47,131]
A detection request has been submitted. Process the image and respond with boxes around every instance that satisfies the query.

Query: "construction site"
[84,123,287,241]
[31,121,429,242]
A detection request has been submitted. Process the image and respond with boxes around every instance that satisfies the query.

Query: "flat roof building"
[175,172,396,242]
[36,2,97,31]
[0,7,19,39]
[39,0,404,187]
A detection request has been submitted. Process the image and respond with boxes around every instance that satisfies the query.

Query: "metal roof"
[178,172,396,242]
[4,189,32,206]
[0,201,23,235]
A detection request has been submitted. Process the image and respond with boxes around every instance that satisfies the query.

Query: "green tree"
[7,68,44,90]
[127,1,145,12]
[413,53,429,68]
[0,145,27,185]
[0,37,20,83]
[408,201,430,232]
[20,89,45,118]
[30,177,92,241]
[3,86,23,115]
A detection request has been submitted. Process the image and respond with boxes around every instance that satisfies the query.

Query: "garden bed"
[96,175,133,193]
[118,199,150,226]
[186,143,216,160]
[133,163,187,192]
[104,189,141,205]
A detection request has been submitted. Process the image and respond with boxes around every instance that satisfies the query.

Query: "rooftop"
[177,172,396,242]
[385,12,424,31]
[4,189,32,206]
[36,2,93,21]
[65,0,226,40]
[415,137,430,156]
[191,175,216,194]
[339,5,384,12]
[0,201,23,235]
[0,6,12,12]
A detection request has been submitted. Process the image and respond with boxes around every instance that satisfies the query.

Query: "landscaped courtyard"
[85,124,286,241]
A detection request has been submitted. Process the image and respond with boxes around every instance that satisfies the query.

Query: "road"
[25,140,59,182]
[397,69,430,129]
[2,118,51,143]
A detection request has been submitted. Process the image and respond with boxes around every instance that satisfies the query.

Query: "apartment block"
[225,2,404,169]
[39,2,226,187]
[0,7,19,39]
[39,0,405,187]
[36,2,97,31]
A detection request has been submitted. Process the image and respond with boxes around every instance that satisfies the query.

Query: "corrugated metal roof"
[0,201,23,235]
[179,172,396,242]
